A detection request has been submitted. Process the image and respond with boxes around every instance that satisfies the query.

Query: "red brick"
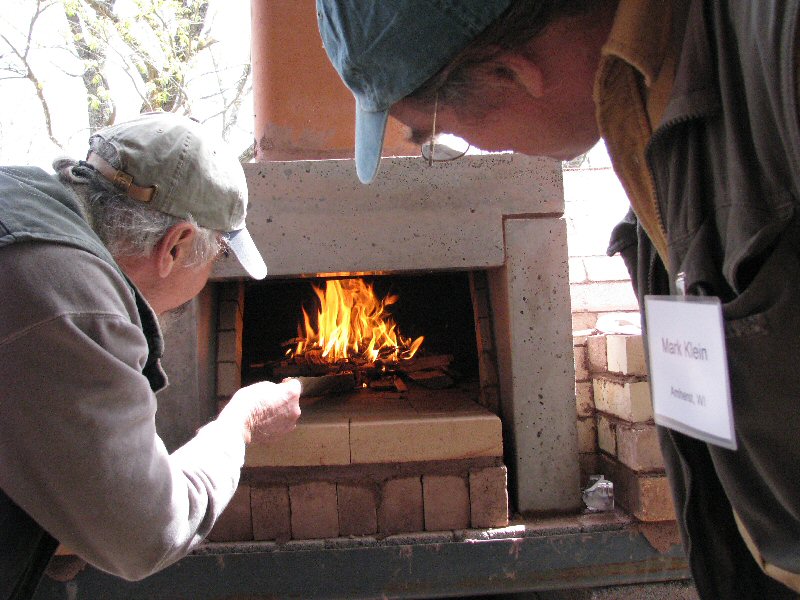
[207,485,252,542]
[378,477,423,535]
[252,485,291,542]
[290,481,339,540]
[422,475,469,531]
[337,483,377,536]
[469,467,509,528]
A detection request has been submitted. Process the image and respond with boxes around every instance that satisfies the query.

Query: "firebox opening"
[241,271,479,393]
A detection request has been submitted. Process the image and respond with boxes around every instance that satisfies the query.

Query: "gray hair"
[408,0,599,118]
[53,152,222,267]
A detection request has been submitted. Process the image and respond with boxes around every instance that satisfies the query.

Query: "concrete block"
[469,467,509,528]
[251,485,291,542]
[616,422,664,472]
[207,485,252,542]
[290,481,339,540]
[587,335,608,372]
[607,334,647,376]
[593,377,653,422]
[337,483,378,536]
[379,477,424,535]
[422,475,470,531]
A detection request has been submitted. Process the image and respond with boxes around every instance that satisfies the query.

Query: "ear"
[154,222,196,278]
[493,52,545,98]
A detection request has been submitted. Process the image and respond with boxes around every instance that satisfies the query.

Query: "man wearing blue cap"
[316,1,800,598]
[0,112,301,597]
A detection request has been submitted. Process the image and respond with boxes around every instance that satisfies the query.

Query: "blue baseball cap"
[316,0,512,184]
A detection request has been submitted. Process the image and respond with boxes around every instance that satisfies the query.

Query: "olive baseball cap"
[88,112,267,279]
[316,0,511,184]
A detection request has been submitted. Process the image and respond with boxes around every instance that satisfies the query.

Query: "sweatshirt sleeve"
[0,243,245,580]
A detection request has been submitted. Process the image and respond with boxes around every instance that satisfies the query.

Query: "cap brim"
[355,105,389,184]
[224,228,267,280]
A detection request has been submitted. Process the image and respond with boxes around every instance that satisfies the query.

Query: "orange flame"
[291,279,424,364]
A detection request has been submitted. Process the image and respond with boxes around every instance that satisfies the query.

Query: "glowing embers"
[289,278,424,366]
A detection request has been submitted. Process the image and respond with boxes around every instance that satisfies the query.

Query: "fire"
[291,278,424,364]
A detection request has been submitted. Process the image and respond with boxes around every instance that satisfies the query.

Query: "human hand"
[218,379,302,444]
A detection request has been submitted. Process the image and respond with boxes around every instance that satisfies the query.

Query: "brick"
[607,335,647,376]
[252,485,291,542]
[217,329,241,365]
[207,485,252,542]
[587,335,608,372]
[469,467,509,528]
[570,281,639,313]
[596,414,617,456]
[422,475,470,531]
[219,281,244,304]
[575,381,594,417]
[216,361,240,397]
[379,477,423,535]
[600,456,676,522]
[218,300,241,332]
[478,350,499,386]
[290,481,339,540]
[476,317,494,353]
[350,411,502,464]
[576,417,597,454]
[573,344,590,381]
[572,312,598,333]
[593,377,652,422]
[246,411,350,467]
[337,483,378,536]
[472,284,491,319]
[616,422,664,472]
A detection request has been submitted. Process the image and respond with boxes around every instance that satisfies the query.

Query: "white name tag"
[644,295,737,450]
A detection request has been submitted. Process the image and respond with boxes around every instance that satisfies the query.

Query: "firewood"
[398,354,453,373]
[405,369,454,389]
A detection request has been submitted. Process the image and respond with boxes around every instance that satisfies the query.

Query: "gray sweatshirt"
[0,168,244,580]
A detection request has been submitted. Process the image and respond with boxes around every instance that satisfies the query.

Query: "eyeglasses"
[420,92,471,164]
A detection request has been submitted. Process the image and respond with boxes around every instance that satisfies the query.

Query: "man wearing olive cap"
[316,1,800,598]
[0,112,301,597]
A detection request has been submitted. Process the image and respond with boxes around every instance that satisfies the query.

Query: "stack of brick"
[574,333,677,523]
